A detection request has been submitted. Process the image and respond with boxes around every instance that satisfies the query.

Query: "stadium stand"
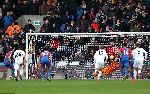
[0,0,150,79]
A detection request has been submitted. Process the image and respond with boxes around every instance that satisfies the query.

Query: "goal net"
[25,32,150,80]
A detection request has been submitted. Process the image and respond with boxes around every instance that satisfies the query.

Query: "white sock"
[134,70,137,79]
[20,68,23,76]
[98,71,102,79]
[138,69,141,74]
[95,69,98,73]
[15,70,18,77]
[14,64,19,77]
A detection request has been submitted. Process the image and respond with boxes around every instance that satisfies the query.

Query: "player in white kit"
[132,43,147,79]
[93,46,108,80]
[13,47,25,81]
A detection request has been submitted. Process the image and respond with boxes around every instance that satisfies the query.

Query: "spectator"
[0,8,2,17]
[81,1,87,10]
[76,7,83,20]
[6,24,14,37]
[29,0,39,15]
[13,22,21,35]
[0,43,5,63]
[89,9,95,21]
[39,1,49,15]
[47,0,57,6]
[60,24,66,33]
[20,0,29,15]
[91,20,100,32]
[0,16,4,30]
[3,12,14,30]
[40,19,51,33]
[24,19,36,33]
[12,4,20,20]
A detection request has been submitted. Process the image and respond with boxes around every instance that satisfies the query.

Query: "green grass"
[0,80,149,94]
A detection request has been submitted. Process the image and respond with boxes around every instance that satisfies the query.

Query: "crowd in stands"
[40,0,150,33]
[0,0,150,63]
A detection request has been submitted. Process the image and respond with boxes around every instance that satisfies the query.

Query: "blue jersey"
[120,47,131,61]
[40,51,50,62]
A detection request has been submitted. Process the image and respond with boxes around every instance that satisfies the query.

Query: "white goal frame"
[25,32,150,79]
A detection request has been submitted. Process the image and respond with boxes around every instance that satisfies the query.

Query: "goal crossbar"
[26,32,150,36]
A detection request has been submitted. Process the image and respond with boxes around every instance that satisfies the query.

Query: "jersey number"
[16,52,21,57]
[123,50,128,55]
[99,51,103,55]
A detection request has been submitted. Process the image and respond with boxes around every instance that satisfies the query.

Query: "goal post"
[25,32,150,80]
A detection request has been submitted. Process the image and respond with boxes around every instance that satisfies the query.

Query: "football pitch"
[0,80,149,94]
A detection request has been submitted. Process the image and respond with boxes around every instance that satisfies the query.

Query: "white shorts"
[14,60,23,70]
[15,59,23,65]
[14,63,23,70]
[133,59,144,69]
[95,61,105,69]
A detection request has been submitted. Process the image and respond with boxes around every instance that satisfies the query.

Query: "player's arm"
[8,53,13,63]
[93,51,97,63]
[118,48,122,58]
[131,50,135,60]
[40,52,42,63]
[128,48,132,58]
[13,51,16,59]
[23,51,27,66]
[104,51,108,63]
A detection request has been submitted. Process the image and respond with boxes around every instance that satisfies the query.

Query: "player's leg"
[97,68,102,80]
[9,63,15,79]
[19,64,23,80]
[129,59,134,79]
[97,61,105,80]
[133,60,139,79]
[93,62,99,79]
[14,63,19,81]
[137,60,144,79]
[124,60,129,77]
[46,61,51,81]
[5,63,15,79]
[120,61,125,77]
[41,61,46,81]
[130,64,135,82]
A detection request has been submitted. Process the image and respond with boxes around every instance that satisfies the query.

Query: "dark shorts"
[5,63,14,69]
[121,60,129,68]
[41,60,50,68]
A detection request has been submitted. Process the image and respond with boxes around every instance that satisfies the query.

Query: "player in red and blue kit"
[4,48,15,79]
[119,43,131,81]
[40,47,52,81]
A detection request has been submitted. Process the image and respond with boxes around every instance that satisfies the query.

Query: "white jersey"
[13,50,25,62]
[132,48,147,60]
[94,49,108,64]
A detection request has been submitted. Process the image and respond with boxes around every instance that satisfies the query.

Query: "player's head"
[6,47,14,53]
[99,45,105,50]
[44,46,48,51]
[110,42,114,46]
[135,42,140,48]
[18,46,22,50]
[123,43,127,47]
[131,47,134,51]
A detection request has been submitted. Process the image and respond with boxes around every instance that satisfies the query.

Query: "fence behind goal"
[25,32,150,80]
